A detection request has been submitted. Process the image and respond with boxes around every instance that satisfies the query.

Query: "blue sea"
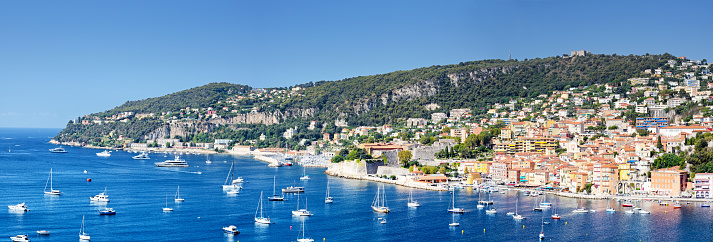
[1,128,712,241]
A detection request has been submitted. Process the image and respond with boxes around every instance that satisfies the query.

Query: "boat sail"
[222,161,242,190]
[268,176,284,201]
[174,186,184,202]
[371,184,389,213]
[255,191,272,224]
[79,215,90,241]
[325,180,333,204]
[44,168,61,195]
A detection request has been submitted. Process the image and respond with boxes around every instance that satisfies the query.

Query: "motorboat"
[222,225,240,235]
[371,184,390,213]
[255,191,272,224]
[98,208,116,215]
[96,150,111,157]
[673,203,682,209]
[36,230,50,235]
[282,186,305,193]
[154,155,189,167]
[232,177,244,184]
[622,202,633,207]
[8,202,29,211]
[79,215,90,241]
[639,210,650,214]
[381,219,387,224]
[486,208,497,214]
[43,168,61,195]
[506,212,515,216]
[10,235,29,242]
[551,214,560,219]
[90,187,110,202]
[702,203,711,208]
[606,207,616,212]
[625,209,636,214]
[573,208,589,213]
[513,214,526,220]
[49,147,67,153]
[132,152,150,160]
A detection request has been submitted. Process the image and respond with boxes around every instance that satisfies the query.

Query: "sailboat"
[79,215,90,241]
[255,191,272,224]
[174,186,184,202]
[447,191,464,213]
[476,190,485,209]
[539,212,545,240]
[513,196,525,220]
[449,210,460,226]
[292,193,312,216]
[296,219,314,242]
[371,184,390,213]
[44,168,61,195]
[325,180,333,204]
[300,166,310,180]
[222,161,241,190]
[163,195,173,212]
[407,190,420,207]
[551,200,561,219]
[205,154,212,164]
[268,176,284,201]
[485,192,497,214]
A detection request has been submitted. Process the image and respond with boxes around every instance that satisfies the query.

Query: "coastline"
[324,169,448,191]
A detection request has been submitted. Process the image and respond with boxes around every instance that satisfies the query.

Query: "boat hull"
[372,206,390,213]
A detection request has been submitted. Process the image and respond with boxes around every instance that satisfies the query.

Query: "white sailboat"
[43,168,61,195]
[539,212,545,240]
[222,161,241,190]
[163,195,173,212]
[485,193,497,214]
[300,166,310,180]
[371,184,390,213]
[447,191,464,213]
[174,186,184,202]
[513,196,525,220]
[407,190,420,207]
[296,219,314,242]
[476,190,485,209]
[268,176,284,201]
[449,210,460,227]
[552,200,561,219]
[79,215,90,241]
[205,154,211,164]
[292,193,312,216]
[255,191,272,224]
[325,180,333,204]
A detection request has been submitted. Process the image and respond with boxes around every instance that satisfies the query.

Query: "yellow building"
[493,137,558,154]
[618,163,631,181]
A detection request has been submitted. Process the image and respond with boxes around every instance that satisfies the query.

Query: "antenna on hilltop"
[508,49,511,60]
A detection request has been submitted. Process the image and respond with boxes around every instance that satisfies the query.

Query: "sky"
[1,0,712,128]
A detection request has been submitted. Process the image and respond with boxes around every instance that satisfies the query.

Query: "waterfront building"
[694,173,713,198]
[650,166,688,196]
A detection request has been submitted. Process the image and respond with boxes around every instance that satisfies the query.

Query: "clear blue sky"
[1,0,711,128]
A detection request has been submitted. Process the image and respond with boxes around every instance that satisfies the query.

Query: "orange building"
[650,166,688,196]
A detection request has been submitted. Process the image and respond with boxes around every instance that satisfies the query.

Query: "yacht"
[43,168,61,195]
[282,186,305,193]
[255,191,272,224]
[96,150,111,157]
[154,155,189,167]
[371,184,390,213]
[222,225,240,235]
[79,215,90,241]
[132,152,150,160]
[407,190,420,207]
[90,187,110,202]
[8,202,29,211]
[292,193,313,216]
[10,235,29,242]
[268,176,284,201]
[98,207,116,215]
[49,147,67,153]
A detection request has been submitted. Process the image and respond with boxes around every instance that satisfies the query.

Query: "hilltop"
[53,53,674,149]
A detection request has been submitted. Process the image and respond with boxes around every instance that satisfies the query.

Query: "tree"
[657,135,663,149]
[165,142,171,148]
[331,155,344,163]
[696,139,708,152]
[398,150,412,168]
[438,166,447,174]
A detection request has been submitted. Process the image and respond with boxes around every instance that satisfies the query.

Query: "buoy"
[484,228,485,233]
[565,222,567,225]
[323,239,325,241]
[87,178,91,182]
[461,230,463,234]
[290,226,292,230]
[523,225,525,229]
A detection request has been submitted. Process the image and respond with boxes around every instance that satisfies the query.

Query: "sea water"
[1,128,712,241]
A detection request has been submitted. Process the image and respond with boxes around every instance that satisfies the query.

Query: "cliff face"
[143,120,216,140]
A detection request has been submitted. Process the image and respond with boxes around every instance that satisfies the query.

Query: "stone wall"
[376,166,410,177]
